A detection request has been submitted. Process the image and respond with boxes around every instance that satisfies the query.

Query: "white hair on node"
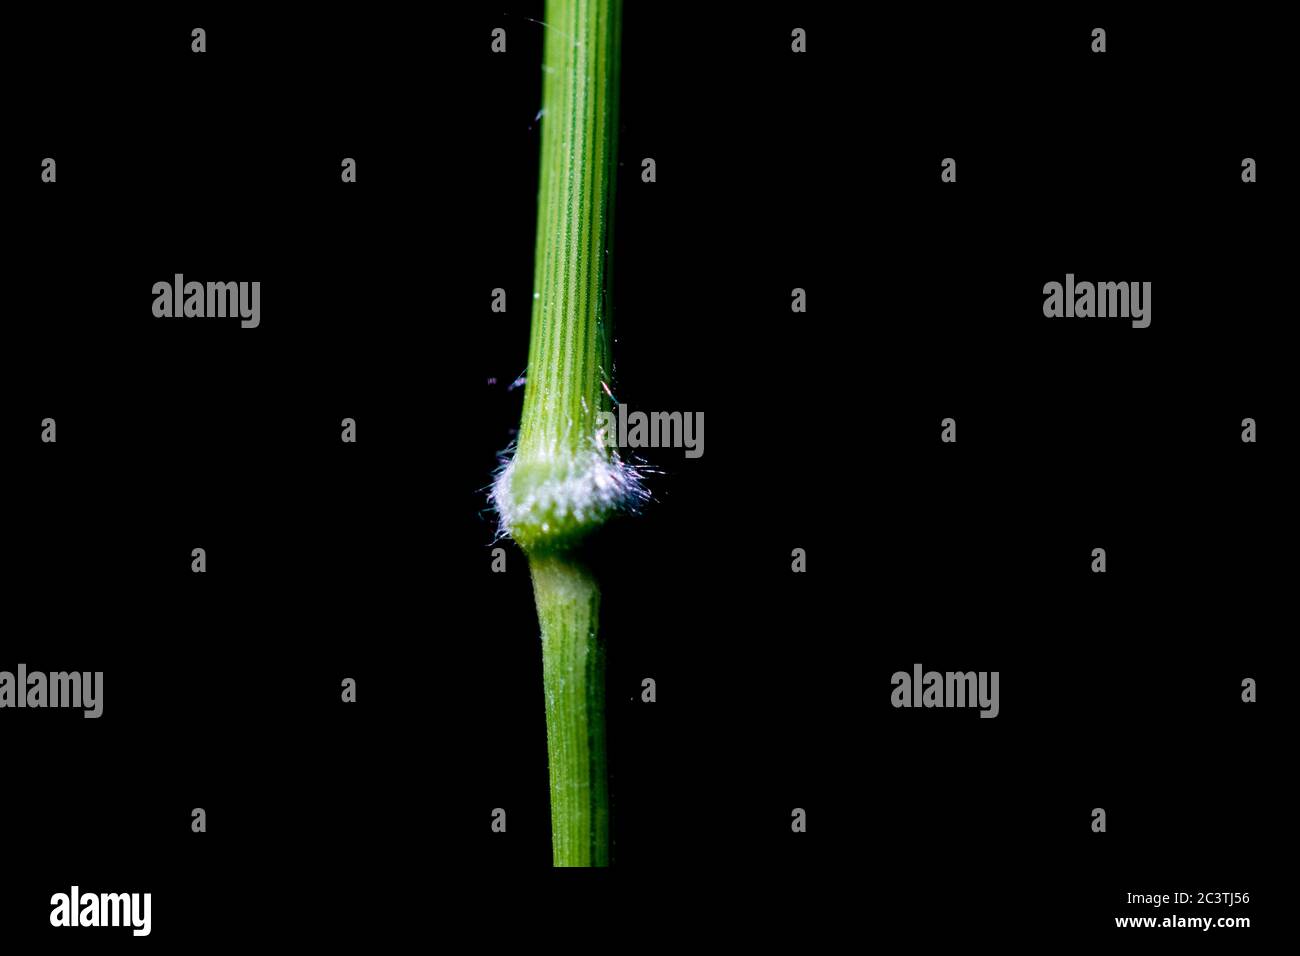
[491,437,648,550]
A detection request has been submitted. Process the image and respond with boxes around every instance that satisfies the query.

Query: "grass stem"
[493,0,624,867]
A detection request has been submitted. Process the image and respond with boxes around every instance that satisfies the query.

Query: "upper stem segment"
[495,0,627,556]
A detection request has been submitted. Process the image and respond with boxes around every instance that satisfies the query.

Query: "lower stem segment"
[531,553,609,866]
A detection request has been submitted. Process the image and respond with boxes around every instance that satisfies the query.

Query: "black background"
[3,3,1284,947]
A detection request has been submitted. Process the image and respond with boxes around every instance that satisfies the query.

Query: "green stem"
[533,554,608,866]
[492,0,625,867]
[496,0,626,556]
